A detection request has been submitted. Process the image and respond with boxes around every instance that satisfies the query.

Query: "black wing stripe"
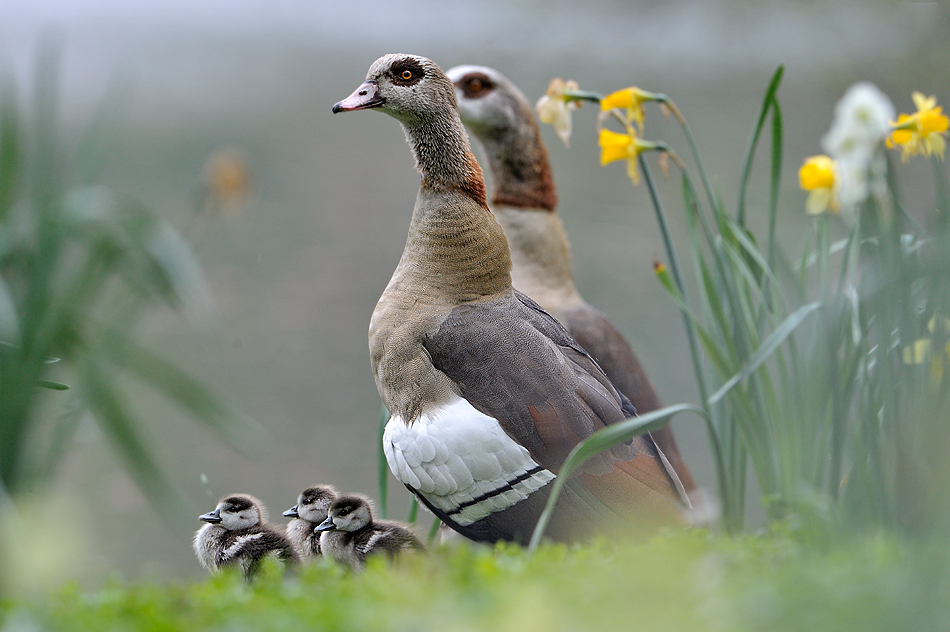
[445,465,546,517]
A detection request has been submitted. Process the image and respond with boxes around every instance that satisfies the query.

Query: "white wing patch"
[221,532,264,562]
[361,531,385,556]
[383,397,555,526]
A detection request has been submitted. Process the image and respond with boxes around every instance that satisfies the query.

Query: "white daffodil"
[536,78,581,147]
[821,82,895,213]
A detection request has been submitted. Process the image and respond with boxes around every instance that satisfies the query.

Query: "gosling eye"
[401,70,413,81]
[468,78,482,92]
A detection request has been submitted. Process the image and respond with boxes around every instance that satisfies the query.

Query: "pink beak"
[332,80,385,113]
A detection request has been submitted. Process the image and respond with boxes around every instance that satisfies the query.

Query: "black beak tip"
[331,102,344,114]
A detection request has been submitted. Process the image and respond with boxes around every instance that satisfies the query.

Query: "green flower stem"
[656,95,719,221]
[935,156,950,221]
[427,516,441,544]
[883,151,925,235]
[639,155,710,408]
[736,66,784,229]
[563,89,603,105]
[640,155,743,525]
[378,404,390,519]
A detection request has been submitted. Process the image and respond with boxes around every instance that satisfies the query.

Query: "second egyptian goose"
[446,64,698,497]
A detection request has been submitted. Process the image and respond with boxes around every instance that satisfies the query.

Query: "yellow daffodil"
[599,127,655,185]
[887,92,949,161]
[600,87,657,131]
[536,78,581,147]
[798,155,839,215]
[902,314,950,381]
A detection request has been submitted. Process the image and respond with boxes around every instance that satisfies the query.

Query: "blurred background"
[1,0,947,582]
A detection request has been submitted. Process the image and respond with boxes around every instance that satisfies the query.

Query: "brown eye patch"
[459,73,494,99]
[391,58,425,86]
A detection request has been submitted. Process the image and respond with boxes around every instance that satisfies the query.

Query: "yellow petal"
[626,156,640,185]
[927,133,946,159]
[601,88,635,111]
[599,128,633,148]
[806,188,833,215]
[926,315,950,334]
[912,91,937,113]
[600,142,631,165]
[890,128,913,145]
[903,338,933,365]
[919,107,949,136]
[798,155,836,191]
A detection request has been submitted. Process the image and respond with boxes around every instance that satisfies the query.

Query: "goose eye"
[401,70,413,80]
[468,78,482,92]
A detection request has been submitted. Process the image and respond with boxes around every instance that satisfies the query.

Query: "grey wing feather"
[424,292,640,471]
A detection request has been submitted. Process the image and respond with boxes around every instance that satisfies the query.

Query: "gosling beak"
[282,505,299,518]
[315,516,337,532]
[199,509,222,524]
[332,80,384,113]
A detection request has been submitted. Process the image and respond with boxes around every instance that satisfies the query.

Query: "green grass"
[2,529,946,631]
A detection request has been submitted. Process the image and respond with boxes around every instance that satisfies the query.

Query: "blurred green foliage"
[0,41,255,507]
[1,529,946,631]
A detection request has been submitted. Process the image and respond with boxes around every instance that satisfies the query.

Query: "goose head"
[447,65,535,139]
[199,494,265,531]
[283,485,337,523]
[446,64,557,211]
[315,495,373,533]
[333,54,458,128]
[333,53,488,205]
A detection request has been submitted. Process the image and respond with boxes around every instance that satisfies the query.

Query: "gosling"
[283,485,337,558]
[315,495,423,571]
[193,493,299,580]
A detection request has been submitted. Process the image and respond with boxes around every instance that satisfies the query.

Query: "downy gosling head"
[315,494,423,571]
[193,493,299,580]
[283,485,337,558]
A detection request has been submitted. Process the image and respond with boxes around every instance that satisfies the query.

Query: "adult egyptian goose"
[193,494,299,580]
[333,54,689,545]
[315,494,423,571]
[283,485,337,558]
[446,64,698,497]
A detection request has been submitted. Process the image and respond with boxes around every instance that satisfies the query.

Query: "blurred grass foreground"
[5,529,950,632]
[2,31,950,631]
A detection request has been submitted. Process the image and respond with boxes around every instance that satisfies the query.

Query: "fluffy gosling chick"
[283,485,337,558]
[193,493,299,580]
[315,495,423,571]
